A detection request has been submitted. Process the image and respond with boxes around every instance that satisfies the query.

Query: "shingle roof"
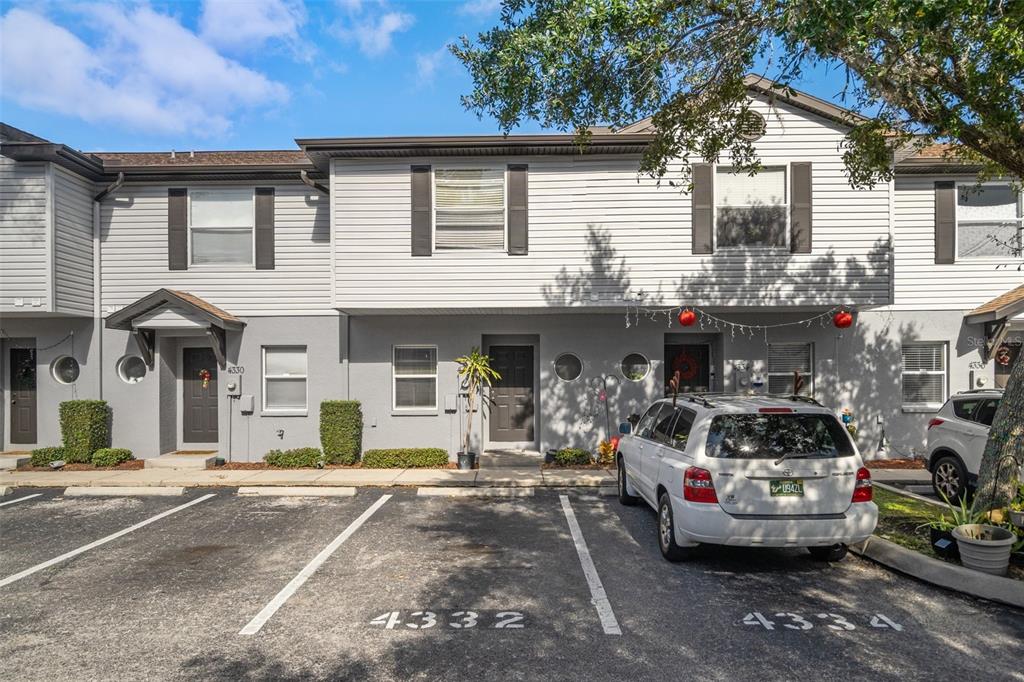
[93,150,311,168]
[965,283,1024,324]
[166,290,242,324]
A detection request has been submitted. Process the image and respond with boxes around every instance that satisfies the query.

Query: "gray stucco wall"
[1,316,98,450]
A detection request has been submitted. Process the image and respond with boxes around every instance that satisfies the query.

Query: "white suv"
[616,394,878,562]
[926,390,1011,501]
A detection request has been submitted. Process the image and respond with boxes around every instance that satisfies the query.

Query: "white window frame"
[766,342,814,396]
[392,345,438,412]
[432,166,507,252]
[713,164,790,251]
[188,187,256,268]
[620,352,650,382]
[900,341,948,412]
[262,346,308,415]
[954,181,1023,261]
[553,351,585,383]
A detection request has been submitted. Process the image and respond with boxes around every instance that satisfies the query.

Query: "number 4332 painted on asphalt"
[370,611,525,630]
[742,612,903,632]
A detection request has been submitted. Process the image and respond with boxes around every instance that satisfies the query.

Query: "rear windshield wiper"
[773,452,818,466]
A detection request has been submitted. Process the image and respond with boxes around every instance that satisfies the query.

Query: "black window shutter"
[168,188,187,270]
[790,162,812,253]
[410,165,432,256]
[507,164,528,255]
[691,164,713,254]
[934,181,956,264]
[255,187,275,270]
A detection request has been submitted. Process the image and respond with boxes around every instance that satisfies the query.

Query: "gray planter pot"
[952,524,1016,576]
[1010,510,1024,529]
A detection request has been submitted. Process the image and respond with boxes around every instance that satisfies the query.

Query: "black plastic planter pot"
[544,450,557,464]
[457,452,477,471]
[930,527,959,560]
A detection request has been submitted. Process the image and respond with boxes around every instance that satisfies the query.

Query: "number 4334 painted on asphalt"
[742,612,903,631]
[370,611,525,630]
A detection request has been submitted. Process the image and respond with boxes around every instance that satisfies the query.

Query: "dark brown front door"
[9,347,37,444]
[183,347,218,443]
[489,345,535,442]
[664,344,711,394]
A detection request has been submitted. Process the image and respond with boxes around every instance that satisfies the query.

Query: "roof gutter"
[300,169,329,195]
[93,171,124,202]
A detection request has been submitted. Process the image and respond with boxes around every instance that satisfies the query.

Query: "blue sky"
[1,1,853,152]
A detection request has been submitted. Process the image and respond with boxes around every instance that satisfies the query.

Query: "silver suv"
[926,389,1008,501]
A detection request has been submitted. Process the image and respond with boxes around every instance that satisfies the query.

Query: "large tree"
[453,0,1024,507]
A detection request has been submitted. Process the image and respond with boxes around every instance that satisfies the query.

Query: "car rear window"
[705,413,855,459]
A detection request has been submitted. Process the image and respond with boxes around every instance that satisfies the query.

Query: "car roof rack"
[954,389,1003,395]
[782,394,824,407]
[680,393,716,408]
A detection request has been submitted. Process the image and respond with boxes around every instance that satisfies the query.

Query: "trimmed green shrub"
[59,400,110,463]
[31,447,65,467]
[553,448,593,466]
[92,448,134,467]
[362,448,449,468]
[264,447,323,468]
[320,400,362,465]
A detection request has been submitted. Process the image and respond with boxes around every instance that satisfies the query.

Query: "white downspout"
[93,199,103,400]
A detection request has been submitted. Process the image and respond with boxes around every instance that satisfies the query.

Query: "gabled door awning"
[105,289,244,369]
[964,283,1024,362]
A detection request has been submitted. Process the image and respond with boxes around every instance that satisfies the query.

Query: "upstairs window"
[434,169,505,250]
[901,342,946,409]
[767,343,813,396]
[716,167,787,248]
[190,188,254,265]
[957,184,1022,259]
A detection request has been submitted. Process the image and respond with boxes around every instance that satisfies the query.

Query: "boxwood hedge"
[553,448,593,466]
[30,446,65,467]
[264,447,323,468]
[320,400,362,465]
[361,448,449,468]
[92,448,134,467]
[59,400,110,463]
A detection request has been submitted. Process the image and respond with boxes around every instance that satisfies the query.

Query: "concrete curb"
[850,535,1024,610]
[63,486,186,497]
[237,486,356,497]
[0,486,9,497]
[874,481,947,508]
[417,487,534,498]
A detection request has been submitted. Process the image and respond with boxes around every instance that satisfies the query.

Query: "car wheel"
[932,455,967,502]
[807,544,848,562]
[617,459,639,506]
[657,492,692,562]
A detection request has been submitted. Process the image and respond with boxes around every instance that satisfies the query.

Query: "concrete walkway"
[0,466,614,489]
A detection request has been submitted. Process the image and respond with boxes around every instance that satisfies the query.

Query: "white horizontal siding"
[0,148,49,311]
[893,176,1024,311]
[53,166,95,315]
[333,96,891,310]
[100,183,332,316]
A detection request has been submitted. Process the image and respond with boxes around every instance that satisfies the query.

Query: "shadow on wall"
[537,225,946,456]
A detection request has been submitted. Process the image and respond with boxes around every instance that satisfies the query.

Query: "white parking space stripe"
[0,493,216,589]
[0,494,43,508]
[239,493,392,636]
[559,495,622,636]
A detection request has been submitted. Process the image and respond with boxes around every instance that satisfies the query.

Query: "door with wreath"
[664,344,710,394]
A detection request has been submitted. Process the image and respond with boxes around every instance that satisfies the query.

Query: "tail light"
[758,407,794,413]
[609,435,621,451]
[927,418,944,429]
[852,467,873,503]
[683,466,718,503]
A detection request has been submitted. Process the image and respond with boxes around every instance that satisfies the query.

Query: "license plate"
[770,479,804,496]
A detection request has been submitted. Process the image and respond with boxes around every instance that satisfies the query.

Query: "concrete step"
[145,452,217,470]
[0,454,30,470]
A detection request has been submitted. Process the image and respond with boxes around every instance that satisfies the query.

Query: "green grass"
[873,488,951,555]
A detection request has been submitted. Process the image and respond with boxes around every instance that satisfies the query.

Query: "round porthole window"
[621,353,650,382]
[51,355,80,384]
[554,352,583,382]
[117,355,148,384]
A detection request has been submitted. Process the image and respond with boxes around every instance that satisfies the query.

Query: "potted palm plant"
[455,347,500,471]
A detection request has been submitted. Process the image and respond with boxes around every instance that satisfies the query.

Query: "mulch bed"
[17,460,145,472]
[866,458,926,470]
[210,461,457,470]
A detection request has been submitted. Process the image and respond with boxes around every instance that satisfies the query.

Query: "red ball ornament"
[678,309,697,327]
[833,310,854,329]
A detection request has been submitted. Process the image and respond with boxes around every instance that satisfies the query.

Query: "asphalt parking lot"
[1,487,1022,681]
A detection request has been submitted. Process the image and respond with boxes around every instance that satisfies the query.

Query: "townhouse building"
[1,78,1021,462]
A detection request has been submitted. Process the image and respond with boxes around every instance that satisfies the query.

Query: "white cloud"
[0,7,288,137]
[199,0,309,57]
[415,45,452,83]
[331,1,414,58]
[457,0,501,18]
